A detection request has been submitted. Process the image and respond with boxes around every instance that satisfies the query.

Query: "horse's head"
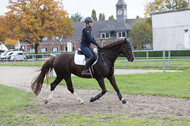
[120,38,134,62]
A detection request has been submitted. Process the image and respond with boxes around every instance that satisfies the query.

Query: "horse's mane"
[102,39,125,50]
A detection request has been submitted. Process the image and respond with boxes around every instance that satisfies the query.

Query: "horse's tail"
[31,56,56,96]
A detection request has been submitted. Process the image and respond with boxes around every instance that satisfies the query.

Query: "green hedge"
[134,50,190,57]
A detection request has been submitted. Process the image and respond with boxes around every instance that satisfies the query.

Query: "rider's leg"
[81,47,94,75]
[82,57,93,75]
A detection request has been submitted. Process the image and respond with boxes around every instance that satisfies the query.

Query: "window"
[43,37,48,41]
[29,48,35,52]
[41,48,47,52]
[117,32,126,38]
[52,47,58,52]
[100,33,110,39]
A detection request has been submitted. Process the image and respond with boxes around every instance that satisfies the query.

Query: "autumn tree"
[129,19,152,49]
[71,12,83,22]
[0,15,19,49]
[144,0,189,17]
[108,15,115,20]
[2,0,74,54]
[91,9,97,21]
[0,16,7,42]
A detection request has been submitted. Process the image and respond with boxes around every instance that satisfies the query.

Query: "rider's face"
[89,22,93,27]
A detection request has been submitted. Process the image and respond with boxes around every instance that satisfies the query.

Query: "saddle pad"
[74,51,86,65]
[74,50,98,66]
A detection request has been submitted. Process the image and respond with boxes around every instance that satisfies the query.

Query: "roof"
[151,7,190,16]
[69,19,137,41]
[40,18,137,43]
[116,0,127,6]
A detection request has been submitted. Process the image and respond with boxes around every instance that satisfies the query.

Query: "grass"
[0,83,190,125]
[0,85,33,111]
[0,84,34,125]
[50,70,190,99]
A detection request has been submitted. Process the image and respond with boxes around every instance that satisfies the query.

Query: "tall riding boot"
[82,58,93,75]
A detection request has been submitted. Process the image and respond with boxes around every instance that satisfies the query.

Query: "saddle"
[74,48,98,66]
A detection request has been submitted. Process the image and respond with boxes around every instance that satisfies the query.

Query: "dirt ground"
[0,66,189,119]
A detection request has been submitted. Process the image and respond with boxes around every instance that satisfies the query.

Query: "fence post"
[32,54,34,64]
[51,70,53,77]
[14,55,16,65]
[42,54,44,64]
[23,54,25,65]
[168,50,170,67]
[163,50,166,72]
[6,56,8,64]
[126,58,128,66]
[146,51,149,67]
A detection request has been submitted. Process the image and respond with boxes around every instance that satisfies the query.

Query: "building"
[152,8,190,50]
[24,0,137,52]
[0,42,8,52]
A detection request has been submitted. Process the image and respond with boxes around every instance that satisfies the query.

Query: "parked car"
[0,52,6,58]
[9,51,28,61]
[0,51,13,61]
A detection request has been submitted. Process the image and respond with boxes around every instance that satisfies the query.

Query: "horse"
[31,38,134,104]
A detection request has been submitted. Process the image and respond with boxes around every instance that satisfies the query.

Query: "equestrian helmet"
[85,17,94,23]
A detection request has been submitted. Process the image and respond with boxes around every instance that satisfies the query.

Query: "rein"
[99,51,112,66]
[98,49,118,67]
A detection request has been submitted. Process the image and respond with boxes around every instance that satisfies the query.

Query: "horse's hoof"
[122,99,127,104]
[90,97,96,102]
[79,99,85,104]
[44,99,49,104]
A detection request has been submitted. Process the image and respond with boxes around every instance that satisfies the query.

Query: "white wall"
[152,10,190,28]
[152,9,190,50]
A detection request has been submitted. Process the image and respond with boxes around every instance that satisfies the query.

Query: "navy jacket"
[80,26,99,48]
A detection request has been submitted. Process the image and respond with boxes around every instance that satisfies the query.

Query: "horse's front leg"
[107,74,127,104]
[90,77,106,102]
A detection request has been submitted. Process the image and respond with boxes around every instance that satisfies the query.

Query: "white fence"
[1,50,190,72]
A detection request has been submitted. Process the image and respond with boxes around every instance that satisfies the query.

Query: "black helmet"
[85,17,94,23]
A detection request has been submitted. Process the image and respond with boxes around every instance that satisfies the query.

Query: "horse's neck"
[103,45,121,65]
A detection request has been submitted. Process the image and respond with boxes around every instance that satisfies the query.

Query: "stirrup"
[82,70,90,75]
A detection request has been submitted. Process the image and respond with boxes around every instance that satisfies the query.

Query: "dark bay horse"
[31,38,134,104]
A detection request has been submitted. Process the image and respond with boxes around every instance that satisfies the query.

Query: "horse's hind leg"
[44,75,63,104]
[64,75,84,104]
[90,77,106,102]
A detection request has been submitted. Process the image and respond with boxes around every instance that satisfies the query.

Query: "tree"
[108,15,115,20]
[145,0,189,17]
[71,12,83,22]
[0,16,7,42]
[99,13,105,21]
[1,0,74,54]
[129,19,152,49]
[4,38,18,47]
[165,0,189,10]
[91,9,97,21]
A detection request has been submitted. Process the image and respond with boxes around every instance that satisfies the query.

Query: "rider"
[80,17,101,75]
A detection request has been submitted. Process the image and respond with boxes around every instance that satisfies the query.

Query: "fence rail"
[0,50,190,72]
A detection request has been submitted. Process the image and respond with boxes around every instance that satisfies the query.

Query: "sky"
[0,0,152,19]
